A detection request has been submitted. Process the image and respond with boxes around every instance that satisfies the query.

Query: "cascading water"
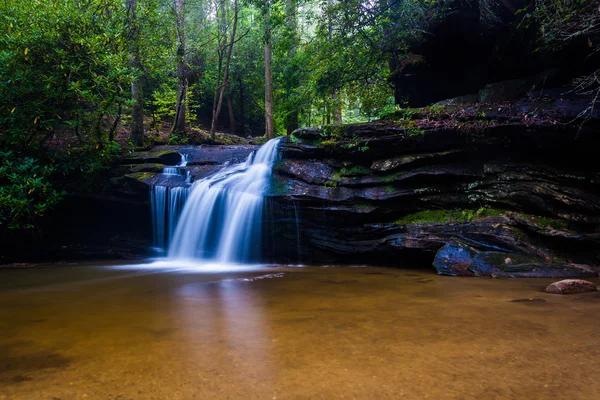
[150,137,283,264]
[150,153,192,250]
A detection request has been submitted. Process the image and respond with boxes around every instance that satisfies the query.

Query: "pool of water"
[1,262,599,399]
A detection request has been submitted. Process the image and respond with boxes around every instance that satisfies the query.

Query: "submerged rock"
[545,279,598,295]
[509,298,547,304]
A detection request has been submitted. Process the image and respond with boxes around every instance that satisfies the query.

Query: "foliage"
[149,83,179,122]
[0,151,63,230]
[0,0,131,230]
[168,132,189,145]
[516,0,599,50]
[51,141,122,192]
[0,0,129,149]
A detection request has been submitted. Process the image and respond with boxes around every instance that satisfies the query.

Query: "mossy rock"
[395,208,507,225]
[106,172,156,198]
[112,163,165,175]
[123,150,181,165]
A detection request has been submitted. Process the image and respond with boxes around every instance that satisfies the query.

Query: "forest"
[0,0,598,233]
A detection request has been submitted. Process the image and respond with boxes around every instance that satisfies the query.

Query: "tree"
[283,0,300,134]
[126,0,145,146]
[263,0,275,140]
[210,0,240,139]
[172,0,189,134]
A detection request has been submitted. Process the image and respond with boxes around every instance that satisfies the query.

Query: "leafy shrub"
[51,141,122,192]
[0,151,64,230]
[149,83,178,122]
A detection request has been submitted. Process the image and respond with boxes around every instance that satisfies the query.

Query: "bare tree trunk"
[227,94,236,135]
[382,0,403,105]
[210,0,239,139]
[126,0,144,146]
[172,0,188,134]
[333,91,342,124]
[109,103,123,142]
[285,0,299,135]
[264,3,274,140]
[328,0,342,125]
[239,77,246,136]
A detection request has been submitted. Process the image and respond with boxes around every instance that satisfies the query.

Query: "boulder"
[433,242,477,276]
[545,279,598,294]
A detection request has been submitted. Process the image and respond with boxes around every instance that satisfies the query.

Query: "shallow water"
[1,262,599,399]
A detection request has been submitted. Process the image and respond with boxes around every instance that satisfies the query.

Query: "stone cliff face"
[265,95,600,276]
[38,94,600,277]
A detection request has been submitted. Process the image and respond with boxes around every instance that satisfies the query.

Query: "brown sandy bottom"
[0,262,599,400]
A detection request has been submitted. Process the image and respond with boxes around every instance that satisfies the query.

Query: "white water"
[163,153,190,176]
[151,137,282,263]
[150,153,192,250]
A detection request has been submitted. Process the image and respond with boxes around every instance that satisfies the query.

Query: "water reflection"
[175,277,273,388]
[109,259,274,273]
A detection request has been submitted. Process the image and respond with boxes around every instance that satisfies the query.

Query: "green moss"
[379,171,406,183]
[321,124,346,140]
[268,179,289,195]
[425,104,445,117]
[335,166,371,178]
[394,208,507,225]
[380,107,418,121]
[385,185,395,194]
[125,172,156,182]
[320,139,339,147]
[522,214,568,231]
[406,126,426,137]
[290,134,302,144]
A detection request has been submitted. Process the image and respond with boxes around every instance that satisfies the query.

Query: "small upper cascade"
[167,137,283,263]
[162,153,191,182]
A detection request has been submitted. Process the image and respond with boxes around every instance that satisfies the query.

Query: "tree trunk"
[210,0,239,139]
[239,78,246,136]
[172,0,188,134]
[126,0,144,146]
[382,0,403,105]
[284,0,299,135]
[333,91,342,124]
[264,4,274,140]
[227,94,236,135]
[328,0,342,125]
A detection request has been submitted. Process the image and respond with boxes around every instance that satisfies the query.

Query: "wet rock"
[291,127,322,140]
[371,150,463,172]
[112,163,165,175]
[545,279,598,294]
[470,252,600,278]
[433,242,478,276]
[123,150,182,165]
[478,71,557,103]
[106,173,154,200]
[509,298,547,303]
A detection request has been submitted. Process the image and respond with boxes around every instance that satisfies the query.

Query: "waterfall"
[151,186,167,249]
[150,152,191,250]
[150,137,283,263]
